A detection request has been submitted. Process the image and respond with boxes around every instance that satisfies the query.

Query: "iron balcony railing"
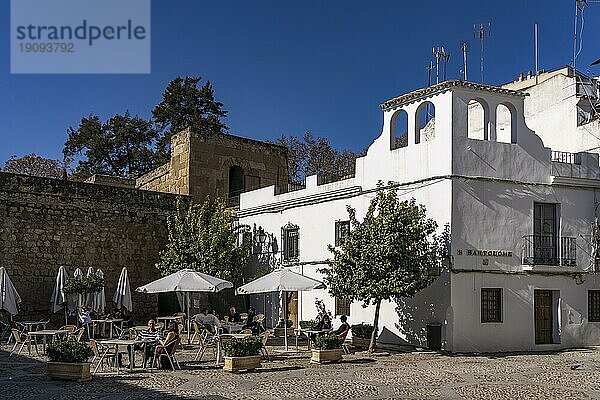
[275,180,306,195]
[522,235,577,266]
[551,150,581,165]
[317,164,356,186]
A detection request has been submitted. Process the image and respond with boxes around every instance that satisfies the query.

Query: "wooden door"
[287,292,298,328]
[534,290,553,344]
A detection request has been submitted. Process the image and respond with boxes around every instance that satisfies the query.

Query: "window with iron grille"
[481,288,502,323]
[282,223,299,261]
[335,220,350,246]
[335,297,351,316]
[589,290,600,322]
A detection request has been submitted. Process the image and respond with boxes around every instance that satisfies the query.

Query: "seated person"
[227,306,242,322]
[242,306,264,335]
[78,306,93,339]
[310,314,332,342]
[331,315,350,339]
[195,307,221,334]
[120,319,159,368]
[155,322,180,369]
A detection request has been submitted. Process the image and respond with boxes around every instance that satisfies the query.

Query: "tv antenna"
[433,47,450,83]
[425,61,434,87]
[460,41,470,80]
[474,23,491,83]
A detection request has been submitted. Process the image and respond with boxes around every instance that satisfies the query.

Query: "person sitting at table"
[331,315,350,338]
[120,319,160,368]
[154,322,180,369]
[242,306,264,335]
[227,306,242,322]
[111,307,133,329]
[78,306,93,339]
[310,314,332,342]
[195,308,221,334]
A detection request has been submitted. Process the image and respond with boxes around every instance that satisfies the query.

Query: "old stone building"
[1,130,289,322]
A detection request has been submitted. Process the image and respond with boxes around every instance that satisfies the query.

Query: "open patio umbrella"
[113,267,132,312]
[136,268,233,342]
[0,267,22,316]
[236,268,326,350]
[50,266,69,324]
[93,269,106,315]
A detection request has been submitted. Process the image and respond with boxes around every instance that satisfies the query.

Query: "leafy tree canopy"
[156,197,250,284]
[64,111,157,179]
[321,182,445,351]
[273,132,364,182]
[152,76,228,160]
[3,153,69,179]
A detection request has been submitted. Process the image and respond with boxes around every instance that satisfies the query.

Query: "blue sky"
[1,0,599,164]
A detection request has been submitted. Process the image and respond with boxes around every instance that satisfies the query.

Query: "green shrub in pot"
[351,323,374,339]
[47,341,94,363]
[314,334,343,350]
[222,337,263,357]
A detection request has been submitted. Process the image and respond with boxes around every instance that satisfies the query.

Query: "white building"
[238,79,600,352]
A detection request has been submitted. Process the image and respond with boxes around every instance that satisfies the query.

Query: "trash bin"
[426,323,442,350]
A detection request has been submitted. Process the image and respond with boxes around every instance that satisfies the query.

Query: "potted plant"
[299,320,317,329]
[274,319,293,337]
[46,341,94,381]
[351,323,375,348]
[311,334,343,364]
[63,275,104,295]
[222,336,263,372]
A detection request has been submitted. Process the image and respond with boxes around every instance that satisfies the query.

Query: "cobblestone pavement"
[3,341,600,399]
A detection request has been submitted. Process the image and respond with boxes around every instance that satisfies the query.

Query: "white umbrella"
[68,268,84,313]
[85,267,95,310]
[236,268,325,350]
[51,266,69,324]
[113,267,132,312]
[136,269,234,342]
[0,267,22,315]
[93,269,106,315]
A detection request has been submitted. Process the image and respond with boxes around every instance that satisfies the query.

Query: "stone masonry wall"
[0,172,181,325]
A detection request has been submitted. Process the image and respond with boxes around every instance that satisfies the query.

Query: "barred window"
[335,297,351,316]
[481,288,502,323]
[282,223,299,261]
[589,290,600,322]
[335,220,350,246]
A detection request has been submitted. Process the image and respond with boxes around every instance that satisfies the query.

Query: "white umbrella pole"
[284,290,288,351]
[186,292,191,344]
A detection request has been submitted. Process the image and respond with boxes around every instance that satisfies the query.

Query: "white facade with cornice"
[238,80,600,352]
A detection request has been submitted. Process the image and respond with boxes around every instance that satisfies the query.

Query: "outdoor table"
[294,328,326,352]
[221,322,244,333]
[20,321,48,332]
[28,329,69,354]
[215,333,253,365]
[91,319,124,339]
[96,339,155,374]
[156,316,184,326]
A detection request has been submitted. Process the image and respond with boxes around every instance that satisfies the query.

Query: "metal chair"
[194,329,217,361]
[10,329,38,356]
[90,339,118,375]
[260,330,271,361]
[151,337,181,372]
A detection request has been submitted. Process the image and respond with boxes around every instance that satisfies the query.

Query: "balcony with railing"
[522,235,577,266]
[317,163,356,186]
[275,180,306,195]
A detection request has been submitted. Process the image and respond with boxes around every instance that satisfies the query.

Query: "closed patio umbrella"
[93,269,106,315]
[113,267,132,312]
[236,268,326,350]
[136,268,233,342]
[67,268,84,313]
[0,267,22,315]
[51,266,69,324]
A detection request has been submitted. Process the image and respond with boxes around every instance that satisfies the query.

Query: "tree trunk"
[369,299,382,353]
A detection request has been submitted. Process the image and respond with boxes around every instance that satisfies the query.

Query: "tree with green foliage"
[322,182,444,352]
[3,153,70,179]
[152,76,228,162]
[156,198,250,284]
[64,111,157,179]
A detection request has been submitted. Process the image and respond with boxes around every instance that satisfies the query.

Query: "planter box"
[352,336,373,348]
[223,355,261,372]
[274,328,294,337]
[311,349,343,364]
[46,362,91,382]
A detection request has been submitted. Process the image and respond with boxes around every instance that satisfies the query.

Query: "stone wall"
[0,172,181,324]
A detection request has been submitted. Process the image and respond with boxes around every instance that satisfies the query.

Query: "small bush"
[276,319,293,328]
[314,334,342,350]
[351,323,374,339]
[47,341,93,363]
[222,337,263,357]
[299,320,317,329]
[63,275,104,294]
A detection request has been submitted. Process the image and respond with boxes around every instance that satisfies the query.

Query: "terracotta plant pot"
[310,349,343,364]
[223,355,262,372]
[46,362,91,382]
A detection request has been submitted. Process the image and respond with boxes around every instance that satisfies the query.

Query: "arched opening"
[390,109,408,150]
[415,101,435,144]
[496,103,516,143]
[467,99,489,140]
[228,165,244,204]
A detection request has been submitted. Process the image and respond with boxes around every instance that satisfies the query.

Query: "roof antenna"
[474,23,491,83]
[534,23,539,84]
[433,47,450,83]
[460,41,470,81]
[425,61,434,87]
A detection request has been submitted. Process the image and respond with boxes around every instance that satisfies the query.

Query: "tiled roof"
[380,80,527,111]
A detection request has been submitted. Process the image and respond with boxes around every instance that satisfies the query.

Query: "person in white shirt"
[195,307,221,333]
